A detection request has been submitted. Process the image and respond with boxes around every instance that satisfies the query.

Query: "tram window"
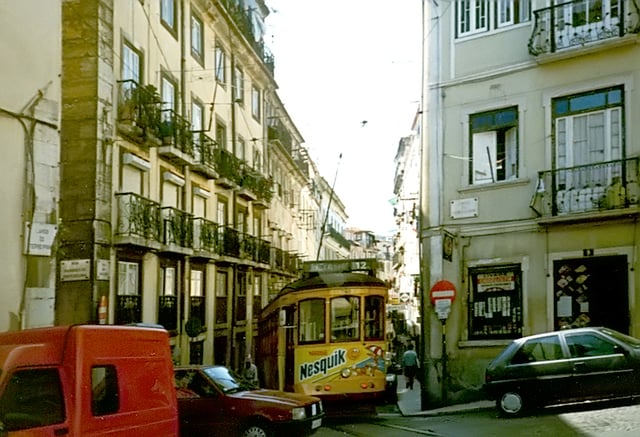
[299,298,325,344]
[364,295,384,341]
[331,296,360,342]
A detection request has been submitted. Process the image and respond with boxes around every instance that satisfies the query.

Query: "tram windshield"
[331,296,360,342]
[299,298,325,343]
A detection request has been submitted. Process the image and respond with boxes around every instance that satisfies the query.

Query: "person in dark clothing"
[401,343,419,390]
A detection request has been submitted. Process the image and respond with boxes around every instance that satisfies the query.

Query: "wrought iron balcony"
[115,192,162,246]
[219,0,275,75]
[239,166,273,204]
[218,225,240,258]
[531,157,639,217]
[189,296,206,331]
[116,80,162,142]
[116,294,142,325]
[193,217,219,254]
[158,295,178,331]
[238,233,271,264]
[272,247,299,274]
[328,224,351,250]
[529,0,640,55]
[213,148,243,187]
[161,206,194,249]
[158,109,195,164]
[192,133,220,178]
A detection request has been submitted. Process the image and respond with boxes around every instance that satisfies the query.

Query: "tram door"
[283,305,295,392]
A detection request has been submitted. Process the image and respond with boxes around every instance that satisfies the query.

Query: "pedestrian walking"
[401,343,419,390]
[243,356,259,387]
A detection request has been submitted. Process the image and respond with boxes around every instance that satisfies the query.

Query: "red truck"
[0,325,178,436]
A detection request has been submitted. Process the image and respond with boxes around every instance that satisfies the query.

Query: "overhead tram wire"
[316,153,342,261]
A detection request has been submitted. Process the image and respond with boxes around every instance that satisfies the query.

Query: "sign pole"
[430,280,456,404]
[441,318,446,402]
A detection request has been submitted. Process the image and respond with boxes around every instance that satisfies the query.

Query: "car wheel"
[241,422,271,437]
[497,391,525,417]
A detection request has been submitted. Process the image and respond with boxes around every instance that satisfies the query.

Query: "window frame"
[160,0,177,35]
[215,46,227,85]
[191,12,204,64]
[251,85,261,121]
[121,40,142,85]
[233,64,245,104]
[330,296,360,342]
[299,298,326,344]
[457,0,531,38]
[469,106,519,185]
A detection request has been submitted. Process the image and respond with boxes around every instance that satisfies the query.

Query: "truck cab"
[0,325,178,436]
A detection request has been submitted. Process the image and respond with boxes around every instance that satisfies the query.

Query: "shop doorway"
[553,255,629,333]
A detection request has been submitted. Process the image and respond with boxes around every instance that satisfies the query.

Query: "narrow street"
[315,376,640,436]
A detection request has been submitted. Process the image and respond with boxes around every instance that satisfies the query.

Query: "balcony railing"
[115,192,162,242]
[214,148,243,184]
[158,295,178,331]
[529,0,640,55]
[161,206,194,248]
[116,294,142,325]
[531,157,639,217]
[116,80,162,140]
[219,225,240,257]
[193,217,219,253]
[159,109,195,158]
[220,0,275,75]
[192,133,220,177]
[240,166,273,203]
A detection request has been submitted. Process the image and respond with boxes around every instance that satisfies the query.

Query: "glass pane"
[331,296,360,342]
[364,296,384,340]
[0,369,65,431]
[299,298,326,343]
[92,366,120,416]
[566,334,616,357]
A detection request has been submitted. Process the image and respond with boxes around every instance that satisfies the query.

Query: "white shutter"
[472,131,497,184]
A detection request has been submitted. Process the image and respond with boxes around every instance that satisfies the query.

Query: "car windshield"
[202,366,251,394]
[601,328,640,348]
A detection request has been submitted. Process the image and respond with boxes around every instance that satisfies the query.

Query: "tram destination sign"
[303,258,380,274]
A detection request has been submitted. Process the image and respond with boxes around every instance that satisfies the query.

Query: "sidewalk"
[392,375,494,417]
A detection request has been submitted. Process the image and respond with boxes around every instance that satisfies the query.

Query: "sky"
[265,1,423,235]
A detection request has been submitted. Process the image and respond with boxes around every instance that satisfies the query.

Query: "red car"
[174,365,324,437]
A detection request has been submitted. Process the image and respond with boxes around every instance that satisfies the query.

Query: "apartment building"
[391,112,421,342]
[0,0,353,374]
[420,0,640,404]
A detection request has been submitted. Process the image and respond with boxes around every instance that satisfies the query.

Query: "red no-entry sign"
[430,280,457,305]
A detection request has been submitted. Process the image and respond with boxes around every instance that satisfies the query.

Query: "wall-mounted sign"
[450,197,478,219]
[60,259,90,282]
[96,259,110,281]
[24,222,57,256]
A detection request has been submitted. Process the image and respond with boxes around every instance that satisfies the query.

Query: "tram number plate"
[312,418,322,429]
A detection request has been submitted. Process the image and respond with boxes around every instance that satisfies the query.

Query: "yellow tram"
[257,259,389,403]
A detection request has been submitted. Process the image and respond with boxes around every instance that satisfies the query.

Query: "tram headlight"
[292,407,307,421]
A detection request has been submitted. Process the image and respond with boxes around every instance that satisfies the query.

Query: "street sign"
[435,299,452,319]
[430,280,457,304]
[430,280,457,320]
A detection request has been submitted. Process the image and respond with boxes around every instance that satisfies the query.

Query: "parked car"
[484,327,640,417]
[174,365,324,437]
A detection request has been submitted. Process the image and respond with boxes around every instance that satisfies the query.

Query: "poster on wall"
[554,263,591,329]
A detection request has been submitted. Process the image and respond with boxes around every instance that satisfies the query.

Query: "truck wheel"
[241,422,271,437]
[497,391,525,417]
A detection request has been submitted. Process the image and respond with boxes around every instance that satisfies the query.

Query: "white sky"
[265,1,422,235]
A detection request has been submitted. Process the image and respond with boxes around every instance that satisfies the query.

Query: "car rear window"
[601,328,640,348]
